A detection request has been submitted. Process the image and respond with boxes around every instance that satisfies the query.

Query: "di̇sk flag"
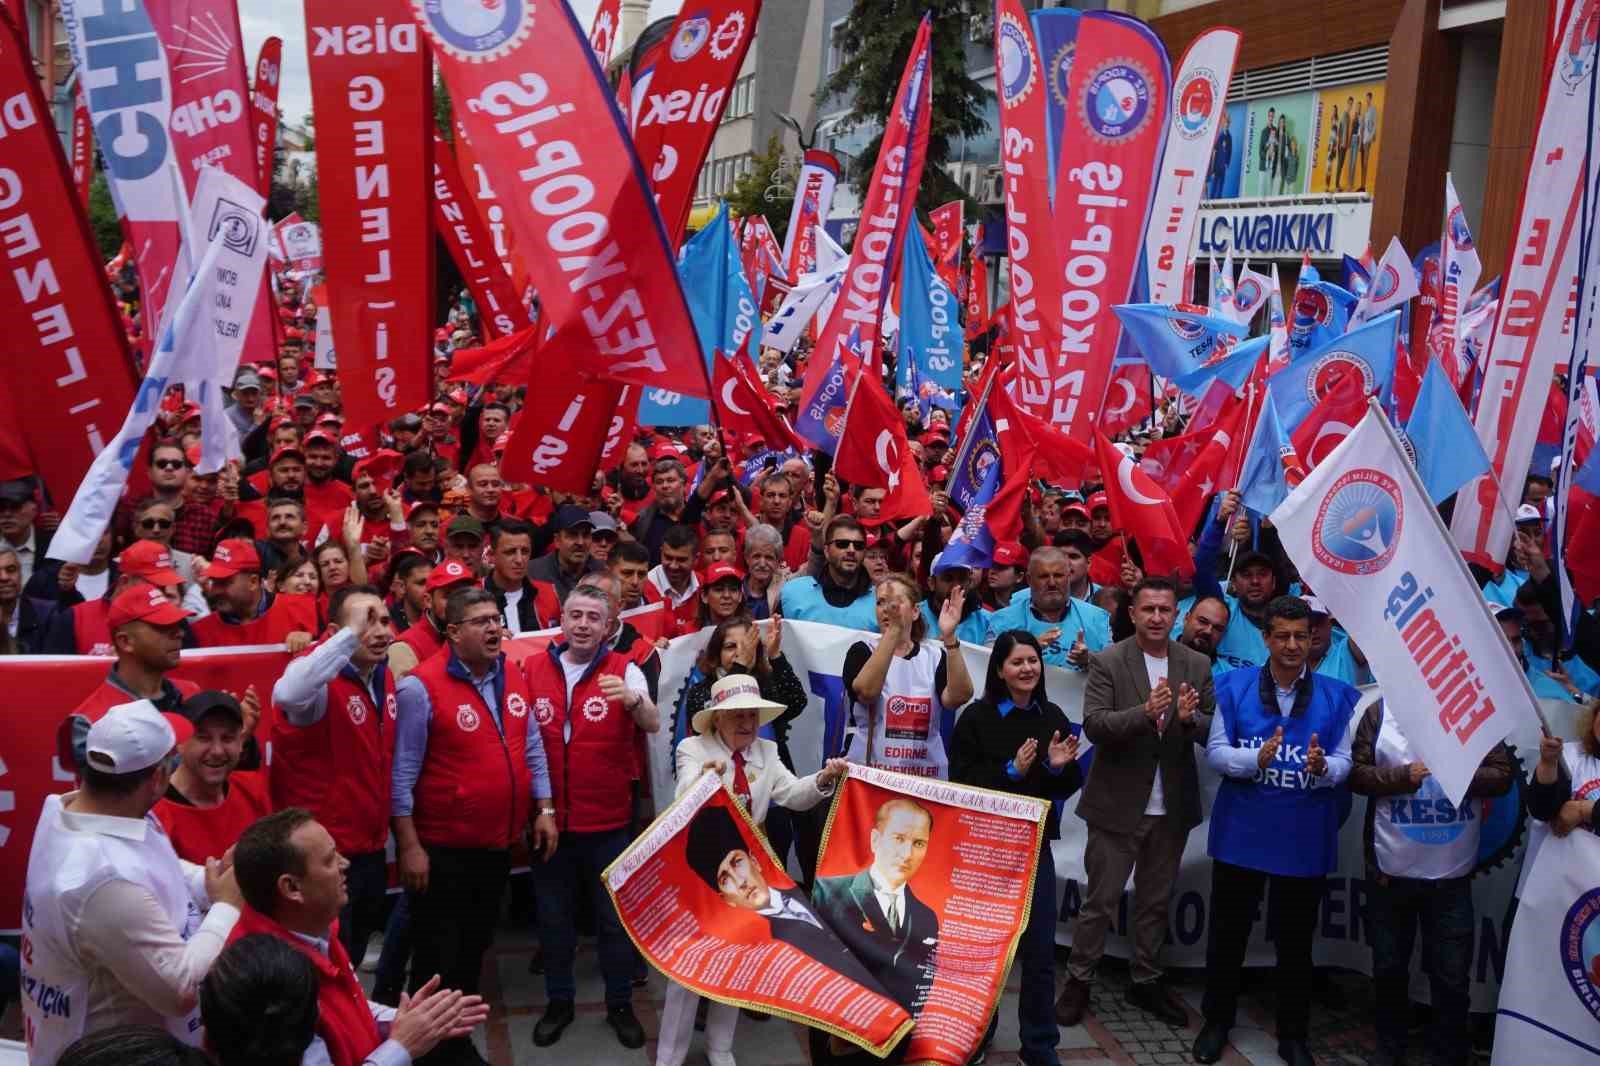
[1271,403,1542,804]
[779,149,841,281]
[1094,432,1193,577]
[737,214,783,306]
[1267,310,1401,429]
[415,0,712,401]
[834,374,932,520]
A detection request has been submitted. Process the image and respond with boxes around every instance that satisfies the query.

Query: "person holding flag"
[984,547,1112,671]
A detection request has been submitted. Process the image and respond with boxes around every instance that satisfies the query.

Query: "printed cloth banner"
[897,223,963,397]
[251,37,283,195]
[929,200,964,294]
[0,645,294,932]
[69,93,93,207]
[587,0,621,63]
[605,771,914,1055]
[1436,174,1482,380]
[1028,7,1080,204]
[763,255,845,354]
[307,0,434,435]
[1271,405,1543,803]
[812,765,1048,1065]
[0,10,137,505]
[780,150,841,281]
[417,0,711,400]
[274,215,323,276]
[432,133,526,339]
[1351,235,1420,327]
[1492,830,1600,1064]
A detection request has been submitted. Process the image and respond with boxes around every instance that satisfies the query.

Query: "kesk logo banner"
[1271,405,1542,803]
[415,0,712,401]
[0,9,137,504]
[780,149,841,281]
[251,36,282,194]
[1049,11,1171,441]
[307,0,433,435]
[1146,27,1240,305]
[632,0,759,245]
[432,133,526,339]
[813,765,1048,1065]
[1452,0,1592,571]
[605,772,914,1055]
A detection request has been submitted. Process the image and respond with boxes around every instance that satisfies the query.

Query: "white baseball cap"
[1515,503,1544,525]
[84,700,191,775]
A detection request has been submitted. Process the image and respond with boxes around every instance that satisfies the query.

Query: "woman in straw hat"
[655,672,850,1066]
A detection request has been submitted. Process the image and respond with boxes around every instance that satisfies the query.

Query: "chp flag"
[1270,401,1544,805]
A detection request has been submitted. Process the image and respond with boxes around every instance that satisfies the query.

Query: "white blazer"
[674,733,832,824]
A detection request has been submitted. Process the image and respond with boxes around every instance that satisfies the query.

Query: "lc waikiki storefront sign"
[1195,198,1373,259]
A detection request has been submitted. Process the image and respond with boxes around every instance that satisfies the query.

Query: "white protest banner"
[1270,402,1544,803]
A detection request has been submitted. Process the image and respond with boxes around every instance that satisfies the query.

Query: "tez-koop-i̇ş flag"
[1270,402,1543,804]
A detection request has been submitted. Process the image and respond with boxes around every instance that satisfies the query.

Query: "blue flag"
[1268,310,1400,430]
[938,459,1000,571]
[1238,398,1296,518]
[1112,303,1249,381]
[898,224,962,397]
[1288,280,1358,357]
[1172,335,1269,397]
[1341,254,1370,298]
[1029,7,1081,206]
[794,326,861,452]
[946,400,1000,514]
[1576,446,1600,495]
[638,202,758,426]
[1403,356,1492,504]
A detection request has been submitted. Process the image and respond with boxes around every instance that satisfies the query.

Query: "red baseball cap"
[425,559,477,592]
[703,562,745,586]
[992,541,1027,568]
[302,429,338,449]
[1088,492,1110,513]
[108,584,193,629]
[118,541,184,588]
[406,500,440,521]
[206,538,261,580]
[434,327,451,342]
[447,388,469,405]
[649,441,682,462]
[270,444,306,466]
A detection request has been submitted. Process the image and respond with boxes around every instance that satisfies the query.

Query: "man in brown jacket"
[1348,698,1513,1066]
[1058,577,1215,1028]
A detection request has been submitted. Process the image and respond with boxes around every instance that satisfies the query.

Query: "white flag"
[1270,403,1543,803]
[1351,236,1420,325]
[1492,831,1600,1064]
[1232,264,1273,322]
[764,256,846,355]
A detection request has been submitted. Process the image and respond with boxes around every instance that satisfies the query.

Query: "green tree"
[433,70,452,141]
[86,172,123,259]
[821,0,990,215]
[724,135,794,247]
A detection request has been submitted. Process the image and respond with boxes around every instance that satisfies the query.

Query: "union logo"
[1081,59,1153,144]
[708,10,746,62]
[1370,264,1402,302]
[1167,311,1206,341]
[1561,888,1600,1020]
[581,696,609,723]
[1304,351,1375,407]
[670,12,711,61]
[1291,287,1332,337]
[1311,469,1403,576]
[534,697,556,725]
[1233,277,1264,310]
[1446,204,1474,251]
[1174,68,1218,139]
[506,693,528,719]
[456,705,481,733]
[1047,40,1076,109]
[385,694,398,720]
[346,695,367,726]
[1559,9,1598,92]
[414,0,534,63]
[997,12,1038,107]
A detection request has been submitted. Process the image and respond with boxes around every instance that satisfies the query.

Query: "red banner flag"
[1094,432,1193,578]
[416,1,711,400]
[737,213,783,306]
[69,93,92,208]
[1139,390,1245,531]
[835,375,932,520]
[588,0,622,63]
[251,36,283,195]
[432,133,527,340]
[929,200,963,293]
[446,326,541,388]
[0,11,137,503]
[712,352,808,453]
[499,350,623,494]
[1049,13,1171,441]
[306,0,434,434]
[964,229,990,341]
[781,148,841,282]
[631,0,760,245]
[1099,363,1154,436]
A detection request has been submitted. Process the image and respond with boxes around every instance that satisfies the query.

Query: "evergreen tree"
[86,172,123,259]
[820,0,989,215]
[724,135,794,247]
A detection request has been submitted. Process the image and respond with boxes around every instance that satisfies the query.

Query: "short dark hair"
[823,515,863,543]
[983,630,1050,707]
[1053,529,1095,556]
[491,518,534,546]
[653,457,687,481]
[265,494,304,515]
[200,935,319,1066]
[327,583,383,628]
[233,808,316,917]
[57,1025,212,1066]
[402,450,434,477]
[482,401,511,418]
[446,586,497,625]
[149,439,188,467]
[610,540,650,567]
[662,524,699,552]
[1130,576,1178,605]
[391,551,431,583]
[82,762,161,797]
[1263,595,1312,630]
[1190,594,1232,621]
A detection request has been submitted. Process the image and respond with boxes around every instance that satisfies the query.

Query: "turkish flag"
[1290,370,1369,472]
[1143,392,1247,533]
[1015,405,1094,488]
[447,326,542,388]
[1094,433,1194,578]
[834,372,931,520]
[1101,363,1154,436]
[712,353,808,454]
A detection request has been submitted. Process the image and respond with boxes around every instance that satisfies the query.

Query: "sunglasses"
[830,538,866,551]
[139,518,174,530]
[153,459,187,471]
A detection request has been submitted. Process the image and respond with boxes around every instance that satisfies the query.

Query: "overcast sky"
[238,0,684,133]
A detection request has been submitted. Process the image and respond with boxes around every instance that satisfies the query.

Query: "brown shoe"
[1055,977,1090,1026]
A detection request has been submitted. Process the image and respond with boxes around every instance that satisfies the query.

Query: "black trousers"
[338,849,391,969]
[406,846,509,996]
[1201,859,1324,1041]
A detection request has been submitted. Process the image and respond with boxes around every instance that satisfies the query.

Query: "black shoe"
[1277,1039,1317,1066]
[532,1000,575,1047]
[1193,1022,1229,1063]
[1054,977,1090,1026]
[607,1004,646,1049]
[1126,980,1187,1027]
[527,945,544,976]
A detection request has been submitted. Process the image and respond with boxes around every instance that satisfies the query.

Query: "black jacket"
[811,869,939,1014]
[948,696,1083,839]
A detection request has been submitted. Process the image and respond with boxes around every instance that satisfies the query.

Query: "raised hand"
[1014,737,1039,777]
[764,614,783,658]
[1067,632,1088,668]
[1176,682,1200,724]
[1257,726,1284,770]
[1045,730,1079,770]
[342,503,364,549]
[939,586,966,641]
[1145,678,1173,726]
[1306,732,1327,777]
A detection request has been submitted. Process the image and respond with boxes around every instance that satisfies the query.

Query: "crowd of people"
[6,277,1599,1066]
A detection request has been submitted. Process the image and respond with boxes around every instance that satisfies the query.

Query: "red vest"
[523,645,637,834]
[153,771,273,864]
[271,666,394,855]
[528,580,562,629]
[227,908,382,1066]
[192,592,318,648]
[71,599,113,656]
[409,653,533,850]
[396,614,446,666]
[60,674,201,769]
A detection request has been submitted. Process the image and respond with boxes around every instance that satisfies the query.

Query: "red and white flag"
[1436,173,1481,384]
[250,36,283,196]
[1100,363,1153,437]
[1094,432,1193,578]
[1289,369,1370,471]
[712,353,808,453]
[500,355,624,495]
[433,133,527,340]
[69,92,93,208]
[834,375,932,520]
[780,149,841,282]
[588,0,622,63]
[964,227,990,340]
[1140,391,1246,531]
[930,200,964,294]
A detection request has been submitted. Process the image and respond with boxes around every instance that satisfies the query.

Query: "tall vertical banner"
[1027,7,1080,204]
[1452,0,1593,571]
[1048,11,1171,441]
[415,0,712,401]
[780,149,841,284]
[1145,27,1241,305]
[432,133,526,340]
[929,200,964,294]
[251,36,282,195]
[0,8,137,504]
[631,0,760,246]
[587,0,621,64]
[897,223,962,397]
[69,92,93,207]
[1436,173,1482,384]
[306,0,433,434]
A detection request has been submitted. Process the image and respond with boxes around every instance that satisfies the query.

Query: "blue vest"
[1481,569,1528,608]
[778,577,879,632]
[919,600,991,645]
[983,596,1111,670]
[1313,630,1360,686]
[1214,593,1269,670]
[1208,667,1360,877]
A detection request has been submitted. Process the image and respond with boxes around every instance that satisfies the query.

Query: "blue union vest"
[1208,666,1360,877]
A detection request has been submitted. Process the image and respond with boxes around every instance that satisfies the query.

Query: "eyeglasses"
[830,539,866,551]
[153,460,186,471]
[139,518,174,530]
[455,615,501,630]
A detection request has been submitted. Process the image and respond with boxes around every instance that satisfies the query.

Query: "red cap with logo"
[270,444,306,466]
[702,562,745,586]
[206,538,262,580]
[1087,492,1110,513]
[992,541,1027,568]
[425,559,477,592]
[118,541,184,588]
[108,584,193,629]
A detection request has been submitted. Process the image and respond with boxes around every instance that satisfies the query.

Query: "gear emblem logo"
[506,693,528,719]
[534,698,556,725]
[709,11,746,61]
[581,696,609,723]
[346,695,367,726]
[1081,58,1153,144]
[413,0,534,64]
[456,705,481,733]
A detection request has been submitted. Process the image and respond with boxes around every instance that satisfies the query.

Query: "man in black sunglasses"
[778,515,878,631]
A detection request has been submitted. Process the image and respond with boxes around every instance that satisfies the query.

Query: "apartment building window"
[827,19,848,74]
[723,76,755,122]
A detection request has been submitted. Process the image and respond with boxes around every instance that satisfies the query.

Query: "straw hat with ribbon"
[691,674,787,736]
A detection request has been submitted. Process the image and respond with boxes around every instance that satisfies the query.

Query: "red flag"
[1289,369,1369,471]
[1094,433,1194,578]
[69,93,92,208]
[0,10,136,503]
[1100,364,1154,436]
[632,0,761,246]
[1392,337,1424,423]
[447,327,542,388]
[500,352,622,495]
[835,374,932,520]
[251,37,283,195]
[713,353,808,453]
[929,201,963,293]
[964,235,990,340]
[1013,403,1095,488]
[588,0,622,63]
[598,384,640,473]
[418,2,712,401]
[1147,392,1247,532]
[308,0,434,436]
[432,133,526,339]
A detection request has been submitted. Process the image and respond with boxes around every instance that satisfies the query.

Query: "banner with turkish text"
[432,133,526,340]
[929,200,963,294]
[70,93,93,207]
[306,0,433,434]
[499,349,622,494]
[251,36,282,195]
[780,149,840,282]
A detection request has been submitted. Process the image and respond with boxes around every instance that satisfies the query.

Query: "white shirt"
[76,567,110,604]
[868,866,909,932]
[1142,651,1169,816]
[557,649,647,743]
[9,527,36,585]
[502,586,526,635]
[755,888,822,930]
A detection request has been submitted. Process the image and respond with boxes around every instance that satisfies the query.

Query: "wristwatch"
[538,808,557,818]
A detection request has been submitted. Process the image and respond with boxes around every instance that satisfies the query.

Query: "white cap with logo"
[84,700,188,774]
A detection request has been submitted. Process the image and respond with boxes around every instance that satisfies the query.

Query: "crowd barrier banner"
[0,646,293,932]
[814,765,1048,1065]
[605,769,913,1055]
